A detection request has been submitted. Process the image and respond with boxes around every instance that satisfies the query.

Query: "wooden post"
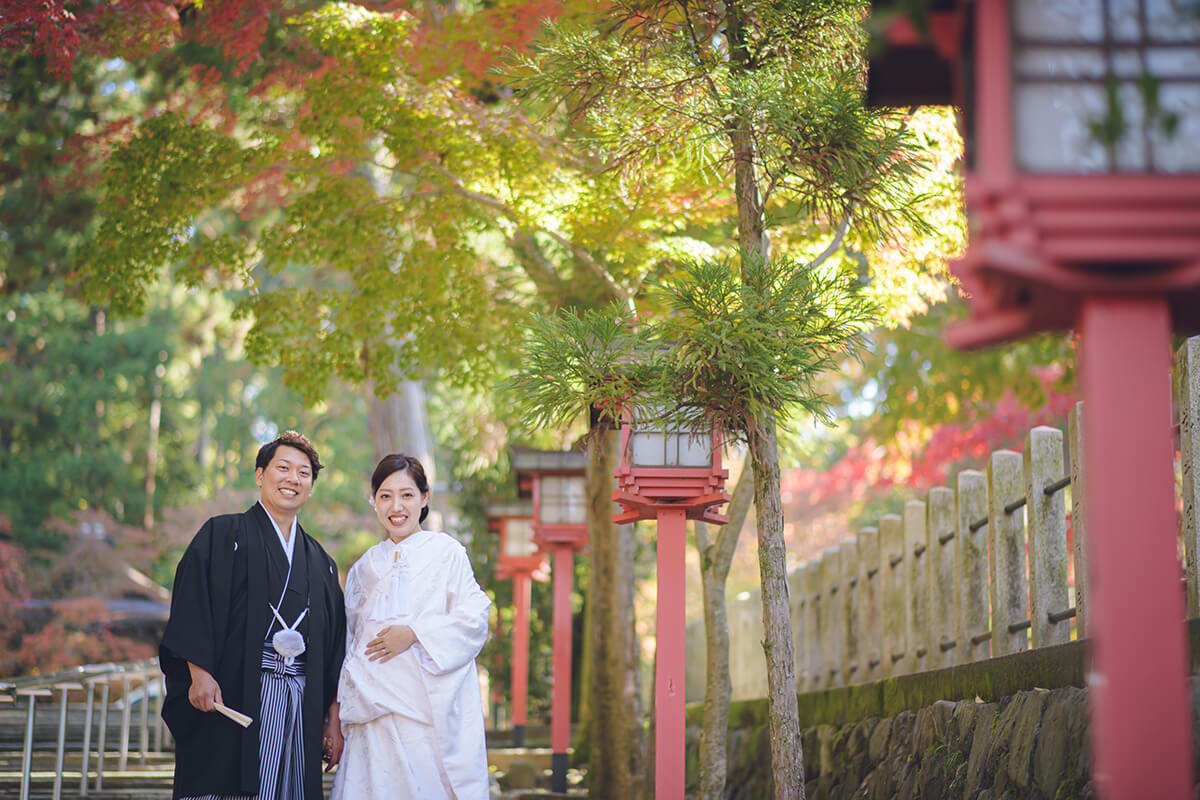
[840,538,860,685]
[880,514,905,677]
[857,527,882,682]
[1179,337,1200,617]
[655,507,688,800]
[989,450,1029,655]
[1068,402,1089,638]
[957,470,991,662]
[1026,426,1071,648]
[927,487,957,668]
[903,500,929,672]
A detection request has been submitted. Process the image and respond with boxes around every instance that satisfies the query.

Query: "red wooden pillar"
[655,508,688,800]
[1079,297,1194,799]
[550,543,575,791]
[522,457,588,791]
[511,570,532,748]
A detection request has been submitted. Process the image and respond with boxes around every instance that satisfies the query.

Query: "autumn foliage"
[0,522,157,678]
[779,365,1080,565]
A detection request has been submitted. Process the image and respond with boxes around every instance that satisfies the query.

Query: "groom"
[159,430,346,800]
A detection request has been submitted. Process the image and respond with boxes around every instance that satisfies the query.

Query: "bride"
[326,453,491,800]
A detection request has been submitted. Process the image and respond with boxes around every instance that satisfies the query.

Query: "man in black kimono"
[159,431,347,800]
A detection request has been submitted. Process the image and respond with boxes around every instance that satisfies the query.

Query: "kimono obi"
[261,643,305,676]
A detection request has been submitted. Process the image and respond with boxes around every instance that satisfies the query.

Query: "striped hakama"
[182,646,306,800]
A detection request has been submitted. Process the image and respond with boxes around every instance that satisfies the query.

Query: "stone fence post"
[957,470,991,663]
[904,500,929,673]
[840,539,860,687]
[989,450,1029,655]
[819,548,843,688]
[880,514,905,677]
[927,487,957,669]
[804,563,823,693]
[857,527,883,683]
[1026,426,1071,647]
[789,565,807,692]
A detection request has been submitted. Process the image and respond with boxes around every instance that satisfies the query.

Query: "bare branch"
[806,211,853,271]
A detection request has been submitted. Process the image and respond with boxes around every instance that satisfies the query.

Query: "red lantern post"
[514,447,589,793]
[612,416,730,800]
[873,2,1200,796]
[491,505,546,749]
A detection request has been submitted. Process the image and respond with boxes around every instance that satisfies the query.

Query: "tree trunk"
[367,379,436,481]
[586,424,645,799]
[748,413,804,799]
[725,2,802,795]
[144,370,162,530]
[695,464,754,800]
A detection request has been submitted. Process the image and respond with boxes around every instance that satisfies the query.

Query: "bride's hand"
[365,625,417,663]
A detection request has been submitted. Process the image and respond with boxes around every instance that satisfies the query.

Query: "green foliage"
[82,111,249,315]
[505,255,875,443]
[0,284,376,549]
[501,304,650,432]
[0,52,134,294]
[650,255,876,438]
[511,0,934,247]
[0,290,169,545]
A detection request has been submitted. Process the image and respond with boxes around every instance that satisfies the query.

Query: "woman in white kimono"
[325,453,491,800]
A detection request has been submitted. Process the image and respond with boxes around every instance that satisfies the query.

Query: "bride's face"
[374,470,429,542]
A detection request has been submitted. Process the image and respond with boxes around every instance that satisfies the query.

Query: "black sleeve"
[323,552,347,711]
[160,520,221,674]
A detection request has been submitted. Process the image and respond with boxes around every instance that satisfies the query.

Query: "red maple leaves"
[1,0,180,79]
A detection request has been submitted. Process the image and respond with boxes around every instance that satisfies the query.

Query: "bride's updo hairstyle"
[371,453,431,523]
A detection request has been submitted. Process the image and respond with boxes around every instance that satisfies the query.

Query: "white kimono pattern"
[331,530,491,800]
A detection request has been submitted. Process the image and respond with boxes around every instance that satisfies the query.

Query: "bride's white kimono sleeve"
[336,531,491,800]
[406,533,492,798]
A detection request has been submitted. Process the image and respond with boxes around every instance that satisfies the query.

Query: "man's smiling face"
[256,444,315,522]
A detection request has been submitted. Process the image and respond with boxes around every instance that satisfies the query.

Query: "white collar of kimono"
[258,501,297,565]
[384,528,432,551]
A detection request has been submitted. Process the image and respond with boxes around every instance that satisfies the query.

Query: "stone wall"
[688,685,1093,799]
[808,686,1090,799]
[687,678,1200,799]
[685,625,1200,798]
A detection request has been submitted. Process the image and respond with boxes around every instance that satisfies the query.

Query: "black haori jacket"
[159,503,346,800]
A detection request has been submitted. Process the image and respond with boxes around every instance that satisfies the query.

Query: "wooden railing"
[690,336,1200,702]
